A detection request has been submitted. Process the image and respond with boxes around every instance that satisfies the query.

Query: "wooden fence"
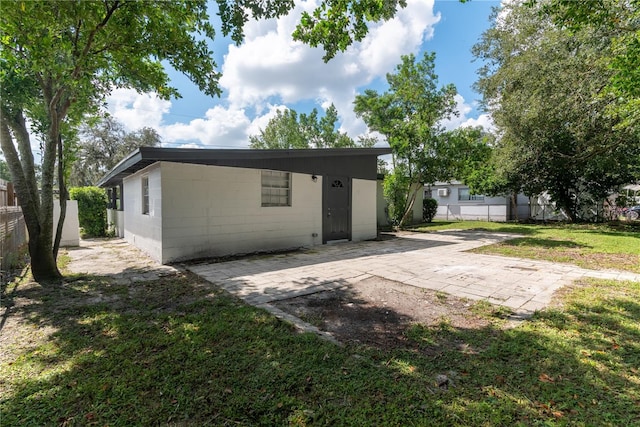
[0,206,28,282]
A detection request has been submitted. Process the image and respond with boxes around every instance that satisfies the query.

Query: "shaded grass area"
[2,269,639,426]
[412,221,640,272]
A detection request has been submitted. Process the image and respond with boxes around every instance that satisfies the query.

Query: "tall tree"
[0,1,221,282]
[249,104,372,149]
[0,0,410,282]
[535,0,640,128]
[69,116,161,187]
[249,109,311,149]
[473,1,640,221]
[440,126,495,187]
[354,52,457,226]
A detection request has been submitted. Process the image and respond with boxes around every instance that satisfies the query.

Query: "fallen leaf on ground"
[539,373,555,383]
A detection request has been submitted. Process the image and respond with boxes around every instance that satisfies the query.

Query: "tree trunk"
[53,134,67,259]
[29,231,61,283]
[511,192,518,221]
[0,110,62,283]
[400,181,421,227]
[556,192,576,222]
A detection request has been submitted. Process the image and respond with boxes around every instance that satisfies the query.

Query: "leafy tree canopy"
[293,0,407,60]
[249,104,373,149]
[533,0,640,127]
[473,0,640,221]
[69,116,162,187]
[354,52,458,226]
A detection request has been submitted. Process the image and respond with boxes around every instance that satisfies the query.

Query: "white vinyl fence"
[436,204,511,222]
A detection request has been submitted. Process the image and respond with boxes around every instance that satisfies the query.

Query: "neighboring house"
[376,175,424,227]
[427,181,530,221]
[98,147,391,264]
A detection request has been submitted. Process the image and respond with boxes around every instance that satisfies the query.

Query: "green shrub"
[69,186,107,237]
[423,198,438,223]
[382,169,410,227]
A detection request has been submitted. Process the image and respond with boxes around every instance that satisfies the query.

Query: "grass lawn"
[411,221,640,273]
[1,267,639,426]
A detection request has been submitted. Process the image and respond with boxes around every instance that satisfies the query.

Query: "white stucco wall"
[106,209,124,237]
[159,162,323,263]
[123,163,163,262]
[376,180,387,226]
[352,179,377,241]
[53,200,79,247]
[121,161,380,263]
[412,186,424,223]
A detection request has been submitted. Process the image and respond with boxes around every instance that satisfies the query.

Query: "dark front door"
[323,176,351,243]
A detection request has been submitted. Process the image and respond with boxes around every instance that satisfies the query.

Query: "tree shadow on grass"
[1,273,639,426]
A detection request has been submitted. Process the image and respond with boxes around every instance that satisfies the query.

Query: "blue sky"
[106,0,500,148]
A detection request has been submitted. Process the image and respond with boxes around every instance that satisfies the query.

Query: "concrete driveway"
[187,230,640,318]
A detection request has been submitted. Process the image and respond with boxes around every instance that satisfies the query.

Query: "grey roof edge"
[96,148,144,187]
[97,146,393,187]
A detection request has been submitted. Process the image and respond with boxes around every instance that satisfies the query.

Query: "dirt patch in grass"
[272,276,504,351]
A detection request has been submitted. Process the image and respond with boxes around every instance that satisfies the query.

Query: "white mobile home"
[427,181,530,221]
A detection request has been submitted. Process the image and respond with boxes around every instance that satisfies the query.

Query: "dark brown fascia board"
[97,146,392,188]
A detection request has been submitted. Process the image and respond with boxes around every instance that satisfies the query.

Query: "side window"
[108,186,122,210]
[142,175,149,215]
[458,188,485,202]
[458,188,469,201]
[261,170,291,207]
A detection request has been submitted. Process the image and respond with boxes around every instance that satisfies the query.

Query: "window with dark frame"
[108,186,122,211]
[261,170,291,207]
[458,187,485,202]
[142,175,150,214]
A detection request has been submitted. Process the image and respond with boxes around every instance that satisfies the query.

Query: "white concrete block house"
[98,147,391,264]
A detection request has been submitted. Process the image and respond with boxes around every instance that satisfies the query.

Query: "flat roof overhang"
[97,146,392,187]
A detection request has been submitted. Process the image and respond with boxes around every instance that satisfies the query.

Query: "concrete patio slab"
[188,230,640,318]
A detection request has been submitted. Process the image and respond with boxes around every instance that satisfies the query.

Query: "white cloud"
[496,0,517,29]
[220,0,440,124]
[439,94,495,132]
[246,104,288,136]
[106,89,253,148]
[161,106,251,148]
[106,89,171,131]
[175,142,202,149]
[103,1,453,148]
[358,0,439,76]
[439,94,470,130]
[460,113,495,131]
